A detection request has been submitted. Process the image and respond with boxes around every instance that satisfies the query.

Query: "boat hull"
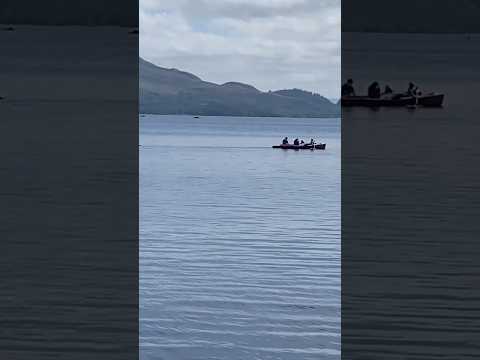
[342,93,444,108]
[272,144,326,150]
[341,96,416,107]
[417,94,444,107]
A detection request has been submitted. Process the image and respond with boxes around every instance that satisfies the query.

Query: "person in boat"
[309,138,315,145]
[368,81,381,98]
[282,137,289,145]
[382,85,395,99]
[341,79,355,97]
[407,82,419,96]
[293,138,300,146]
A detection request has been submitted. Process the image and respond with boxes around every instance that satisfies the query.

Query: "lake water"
[140,115,340,360]
[342,33,480,359]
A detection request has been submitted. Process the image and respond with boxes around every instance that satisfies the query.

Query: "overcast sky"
[140,0,340,99]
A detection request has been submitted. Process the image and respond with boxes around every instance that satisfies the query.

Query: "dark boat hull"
[342,93,444,108]
[272,144,326,150]
[417,94,444,107]
[341,96,416,107]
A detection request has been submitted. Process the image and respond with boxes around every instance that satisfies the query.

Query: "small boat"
[272,143,326,150]
[341,95,416,107]
[417,93,444,107]
[194,116,200,119]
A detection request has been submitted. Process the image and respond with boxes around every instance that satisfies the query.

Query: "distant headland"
[140,58,340,118]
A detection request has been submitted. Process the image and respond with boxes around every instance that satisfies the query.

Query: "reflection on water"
[140,115,340,360]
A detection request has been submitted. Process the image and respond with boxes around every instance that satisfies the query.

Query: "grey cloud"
[180,0,339,21]
[140,0,340,98]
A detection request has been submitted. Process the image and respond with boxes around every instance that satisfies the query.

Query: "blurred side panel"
[342,1,480,359]
[0,2,139,359]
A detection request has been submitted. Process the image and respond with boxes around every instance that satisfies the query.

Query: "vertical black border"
[0,2,139,359]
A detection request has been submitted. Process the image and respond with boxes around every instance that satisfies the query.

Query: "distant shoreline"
[139,113,341,119]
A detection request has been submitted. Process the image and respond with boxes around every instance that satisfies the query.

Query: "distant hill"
[343,0,480,33]
[140,58,339,118]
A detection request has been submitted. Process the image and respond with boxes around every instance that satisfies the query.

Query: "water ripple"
[140,115,340,360]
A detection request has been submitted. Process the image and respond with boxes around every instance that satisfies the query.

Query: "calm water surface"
[342,33,480,359]
[140,115,340,360]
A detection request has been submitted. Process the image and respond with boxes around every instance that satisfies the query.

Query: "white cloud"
[140,0,340,98]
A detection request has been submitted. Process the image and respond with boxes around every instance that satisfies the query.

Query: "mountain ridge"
[140,57,339,118]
